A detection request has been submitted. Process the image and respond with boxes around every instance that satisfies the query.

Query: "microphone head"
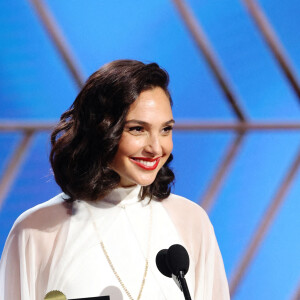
[167,244,189,276]
[44,290,67,300]
[156,249,172,278]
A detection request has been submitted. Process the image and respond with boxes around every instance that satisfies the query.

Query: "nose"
[144,133,162,157]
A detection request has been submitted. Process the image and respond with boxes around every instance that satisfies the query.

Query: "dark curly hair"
[50,59,175,202]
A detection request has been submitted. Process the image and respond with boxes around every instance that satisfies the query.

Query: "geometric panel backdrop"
[1,0,300,299]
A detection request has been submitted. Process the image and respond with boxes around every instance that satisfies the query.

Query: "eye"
[128,126,144,134]
[162,126,173,135]
[129,126,143,132]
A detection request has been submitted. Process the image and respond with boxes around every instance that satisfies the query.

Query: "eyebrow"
[125,119,175,126]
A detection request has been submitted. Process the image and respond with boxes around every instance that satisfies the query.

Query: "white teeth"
[135,159,156,167]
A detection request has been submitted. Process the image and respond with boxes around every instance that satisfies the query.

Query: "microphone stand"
[172,271,192,300]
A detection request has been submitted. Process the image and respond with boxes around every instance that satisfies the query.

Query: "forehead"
[126,87,173,120]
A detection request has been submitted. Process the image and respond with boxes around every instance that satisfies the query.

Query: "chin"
[137,179,156,187]
[135,175,157,187]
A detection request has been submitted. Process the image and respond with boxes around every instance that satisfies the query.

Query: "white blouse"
[0,185,230,300]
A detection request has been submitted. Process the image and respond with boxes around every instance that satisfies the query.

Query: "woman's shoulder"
[11,193,71,234]
[1,194,73,275]
[162,192,211,226]
[160,193,216,263]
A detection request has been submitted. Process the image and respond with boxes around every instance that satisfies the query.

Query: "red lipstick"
[130,157,161,170]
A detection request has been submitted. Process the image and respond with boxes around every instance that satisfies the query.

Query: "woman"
[0,60,230,300]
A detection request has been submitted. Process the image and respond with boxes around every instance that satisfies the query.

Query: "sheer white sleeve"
[162,194,230,300]
[0,195,70,300]
[0,221,31,300]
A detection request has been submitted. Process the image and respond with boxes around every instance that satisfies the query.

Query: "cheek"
[117,135,144,156]
[164,136,173,154]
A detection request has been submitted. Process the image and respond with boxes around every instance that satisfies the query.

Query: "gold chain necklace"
[85,201,153,300]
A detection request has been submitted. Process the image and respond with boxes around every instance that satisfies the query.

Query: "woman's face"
[111,87,174,187]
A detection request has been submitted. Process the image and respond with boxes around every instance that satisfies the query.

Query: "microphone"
[44,290,109,300]
[156,244,192,300]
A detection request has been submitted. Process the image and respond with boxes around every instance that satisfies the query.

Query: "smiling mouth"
[130,157,161,170]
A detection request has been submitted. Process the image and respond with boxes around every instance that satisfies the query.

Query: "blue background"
[0,0,300,299]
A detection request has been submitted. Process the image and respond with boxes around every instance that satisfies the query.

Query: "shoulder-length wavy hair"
[50,59,175,202]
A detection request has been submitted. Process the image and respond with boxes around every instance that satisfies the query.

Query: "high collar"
[102,184,142,206]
